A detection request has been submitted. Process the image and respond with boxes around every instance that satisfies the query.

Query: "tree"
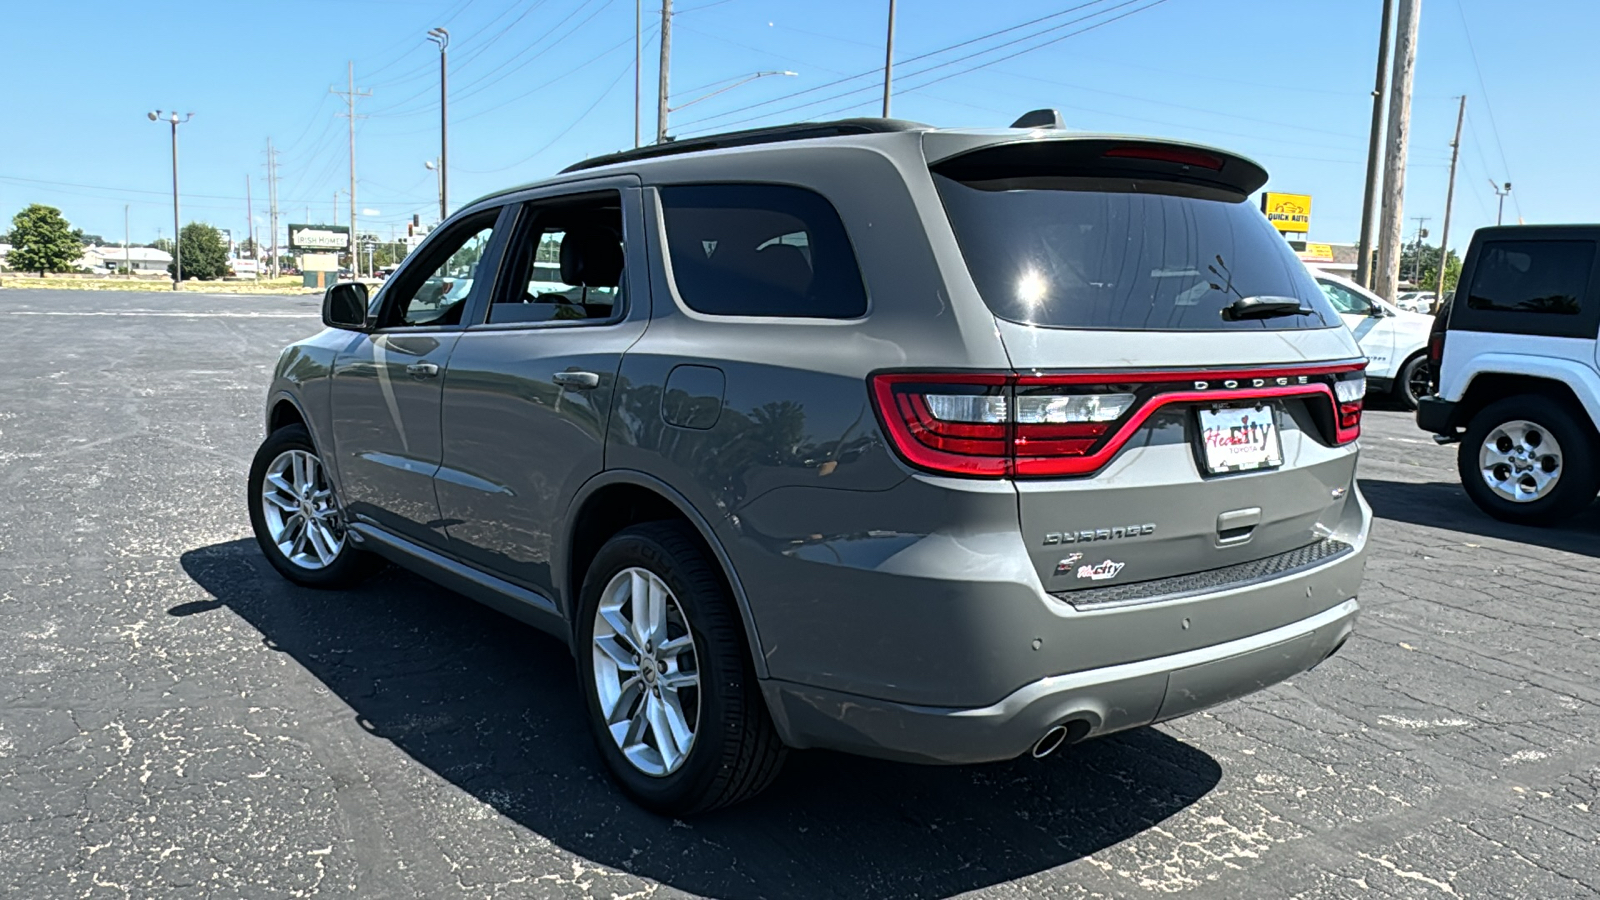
[171,223,229,280]
[1399,241,1462,295]
[151,237,175,254]
[8,204,83,276]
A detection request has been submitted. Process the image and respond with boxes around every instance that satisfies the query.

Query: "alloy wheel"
[591,567,701,777]
[1406,360,1432,404]
[260,449,346,569]
[1479,420,1563,503]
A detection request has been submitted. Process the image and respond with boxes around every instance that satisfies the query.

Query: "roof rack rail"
[560,117,930,173]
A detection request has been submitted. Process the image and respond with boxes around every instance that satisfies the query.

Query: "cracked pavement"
[1,288,1596,898]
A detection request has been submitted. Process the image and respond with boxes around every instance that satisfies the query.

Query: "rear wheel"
[1458,395,1600,526]
[1393,354,1430,411]
[248,424,378,587]
[575,521,786,815]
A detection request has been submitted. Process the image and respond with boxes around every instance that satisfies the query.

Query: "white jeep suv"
[1417,225,1600,525]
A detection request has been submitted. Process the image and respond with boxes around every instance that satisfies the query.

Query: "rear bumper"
[762,596,1359,765]
[1416,395,1459,436]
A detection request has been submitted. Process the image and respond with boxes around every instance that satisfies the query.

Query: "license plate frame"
[1195,404,1284,474]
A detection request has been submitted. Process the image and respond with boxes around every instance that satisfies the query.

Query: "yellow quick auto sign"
[1261,192,1312,233]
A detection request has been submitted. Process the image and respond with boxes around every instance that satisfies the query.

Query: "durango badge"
[1076,559,1126,581]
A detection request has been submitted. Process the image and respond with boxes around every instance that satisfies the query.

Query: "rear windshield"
[933,175,1338,331]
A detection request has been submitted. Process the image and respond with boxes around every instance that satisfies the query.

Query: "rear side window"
[659,184,867,318]
[1450,238,1600,339]
[932,174,1338,331]
[1466,241,1594,315]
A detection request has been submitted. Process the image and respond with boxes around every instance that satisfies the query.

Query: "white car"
[1396,291,1437,314]
[1313,272,1435,409]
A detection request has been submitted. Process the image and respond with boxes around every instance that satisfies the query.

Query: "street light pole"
[428,28,450,219]
[1489,180,1512,226]
[149,110,193,290]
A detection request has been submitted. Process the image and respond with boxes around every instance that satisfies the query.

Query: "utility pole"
[1436,95,1466,299]
[245,174,255,272]
[1355,0,1396,288]
[1373,0,1420,302]
[657,0,672,143]
[634,0,642,147]
[124,205,131,279]
[265,139,281,279]
[882,0,898,118]
[428,28,450,218]
[1408,216,1430,284]
[332,62,370,277]
[1489,180,1513,226]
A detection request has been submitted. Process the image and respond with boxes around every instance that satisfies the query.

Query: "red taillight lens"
[1102,145,1225,170]
[871,365,1365,477]
[1428,331,1445,365]
[1333,372,1365,444]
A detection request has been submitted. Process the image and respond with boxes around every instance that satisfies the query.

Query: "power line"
[683,0,1168,134]
[1450,0,1520,217]
[676,0,1128,130]
[459,56,636,175]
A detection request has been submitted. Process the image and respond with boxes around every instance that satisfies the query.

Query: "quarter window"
[659,184,867,318]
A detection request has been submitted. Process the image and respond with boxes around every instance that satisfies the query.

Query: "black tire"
[1393,353,1430,411]
[575,521,786,815]
[247,424,379,588]
[1457,395,1600,526]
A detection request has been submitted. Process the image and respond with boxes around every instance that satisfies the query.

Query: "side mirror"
[323,282,370,331]
[1368,304,1389,318]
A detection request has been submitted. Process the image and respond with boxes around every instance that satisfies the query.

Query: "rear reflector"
[871,363,1365,478]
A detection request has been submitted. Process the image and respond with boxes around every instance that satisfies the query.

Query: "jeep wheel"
[248,424,378,588]
[1458,396,1600,526]
[576,522,786,815]
[1394,354,1430,411]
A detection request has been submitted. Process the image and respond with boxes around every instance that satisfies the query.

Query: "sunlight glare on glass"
[1016,269,1048,306]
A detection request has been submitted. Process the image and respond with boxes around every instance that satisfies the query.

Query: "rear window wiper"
[1222,295,1312,321]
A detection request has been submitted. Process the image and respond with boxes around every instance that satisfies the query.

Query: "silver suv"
[249,116,1372,814]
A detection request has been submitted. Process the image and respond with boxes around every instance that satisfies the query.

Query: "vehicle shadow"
[177,540,1222,899]
[1359,478,1600,558]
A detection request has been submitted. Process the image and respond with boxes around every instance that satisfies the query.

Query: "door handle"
[553,371,600,390]
[406,362,440,378]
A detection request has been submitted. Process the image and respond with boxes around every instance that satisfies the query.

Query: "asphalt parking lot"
[3,287,1597,899]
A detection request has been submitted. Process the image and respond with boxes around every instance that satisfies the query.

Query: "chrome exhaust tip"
[1031,724,1069,759]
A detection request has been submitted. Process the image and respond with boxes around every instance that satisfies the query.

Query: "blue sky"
[1,0,1592,251]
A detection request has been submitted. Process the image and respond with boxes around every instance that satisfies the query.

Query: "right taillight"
[872,364,1365,478]
[1428,331,1445,366]
[1333,371,1365,444]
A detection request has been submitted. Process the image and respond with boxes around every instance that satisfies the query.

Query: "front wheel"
[575,522,786,815]
[1457,395,1600,526]
[247,424,378,587]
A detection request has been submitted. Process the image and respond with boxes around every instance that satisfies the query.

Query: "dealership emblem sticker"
[1053,553,1084,575]
[1077,559,1126,581]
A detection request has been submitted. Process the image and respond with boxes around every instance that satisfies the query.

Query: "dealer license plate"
[1197,405,1283,474]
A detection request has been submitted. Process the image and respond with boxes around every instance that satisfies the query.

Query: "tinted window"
[1466,240,1595,315]
[933,175,1337,331]
[660,184,867,318]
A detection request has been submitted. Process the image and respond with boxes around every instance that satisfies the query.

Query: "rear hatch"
[909,136,1366,600]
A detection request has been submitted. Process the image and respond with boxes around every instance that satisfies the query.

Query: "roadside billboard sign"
[287,223,351,251]
[1261,192,1312,234]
